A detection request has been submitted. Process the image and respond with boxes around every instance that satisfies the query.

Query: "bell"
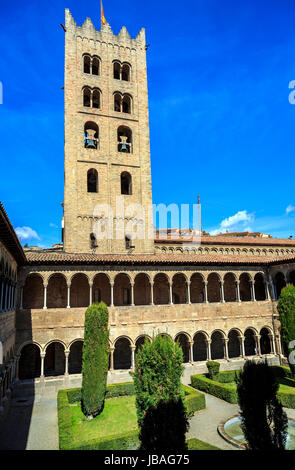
[86,139,97,149]
[120,142,128,152]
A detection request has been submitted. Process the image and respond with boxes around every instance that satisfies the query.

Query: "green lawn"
[69,395,138,445]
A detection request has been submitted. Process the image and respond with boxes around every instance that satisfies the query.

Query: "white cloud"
[219,210,252,229]
[15,226,40,241]
[286,205,295,215]
[209,210,254,235]
[49,223,58,228]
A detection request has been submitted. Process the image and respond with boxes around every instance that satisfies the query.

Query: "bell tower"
[63,9,154,254]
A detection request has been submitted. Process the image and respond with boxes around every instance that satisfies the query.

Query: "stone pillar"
[110,347,114,371]
[150,282,154,306]
[224,338,229,361]
[130,282,135,306]
[169,282,173,305]
[89,283,93,306]
[204,281,208,303]
[4,281,8,311]
[67,283,71,309]
[275,334,283,356]
[189,341,194,363]
[236,280,241,302]
[64,350,70,376]
[43,284,48,310]
[206,339,211,361]
[19,286,23,310]
[15,355,21,381]
[8,285,11,311]
[269,334,276,355]
[0,281,4,312]
[187,281,191,304]
[251,280,256,302]
[130,346,136,370]
[265,282,271,301]
[220,280,225,303]
[239,335,246,358]
[40,353,46,378]
[269,280,275,300]
[255,334,261,356]
[110,283,114,307]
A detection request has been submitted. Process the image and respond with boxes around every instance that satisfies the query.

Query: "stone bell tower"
[63,9,154,254]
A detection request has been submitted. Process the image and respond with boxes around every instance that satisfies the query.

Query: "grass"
[187,438,220,450]
[69,395,137,445]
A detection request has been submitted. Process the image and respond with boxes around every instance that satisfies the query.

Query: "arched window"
[83,87,91,107]
[122,63,131,81]
[122,94,132,114]
[92,56,100,75]
[114,93,122,112]
[113,62,121,80]
[92,88,100,109]
[118,126,132,153]
[84,122,99,149]
[87,169,98,193]
[83,55,91,74]
[90,232,98,250]
[121,172,132,195]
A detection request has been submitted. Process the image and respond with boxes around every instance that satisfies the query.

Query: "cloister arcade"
[16,326,277,380]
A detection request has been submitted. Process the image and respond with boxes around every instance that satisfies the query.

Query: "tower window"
[114,93,132,114]
[122,63,131,81]
[92,57,100,75]
[83,87,91,107]
[87,169,98,193]
[92,89,100,109]
[118,126,132,153]
[90,232,98,250]
[83,54,101,75]
[121,172,132,195]
[122,95,132,114]
[84,55,91,74]
[84,122,99,149]
[113,61,131,81]
[82,87,101,109]
[113,62,121,80]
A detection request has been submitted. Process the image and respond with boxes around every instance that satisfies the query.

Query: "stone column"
[224,338,229,361]
[255,334,261,356]
[110,283,114,307]
[269,280,275,300]
[169,282,173,305]
[130,282,135,307]
[236,280,241,302]
[40,353,46,378]
[239,335,246,358]
[187,281,191,304]
[275,334,283,356]
[43,283,48,310]
[269,334,276,355]
[15,355,21,381]
[130,346,136,370]
[0,281,4,312]
[89,283,93,306]
[19,286,23,310]
[64,350,70,376]
[251,280,256,302]
[189,341,194,363]
[110,347,115,371]
[206,339,211,361]
[203,281,208,303]
[265,282,271,301]
[67,283,71,309]
[4,281,8,311]
[220,280,225,303]
[7,285,11,311]
[150,282,154,306]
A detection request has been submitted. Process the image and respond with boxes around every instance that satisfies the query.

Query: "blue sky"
[1,0,295,247]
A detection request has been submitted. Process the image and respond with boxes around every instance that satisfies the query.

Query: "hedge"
[191,374,238,404]
[183,385,206,416]
[67,382,135,404]
[217,370,241,384]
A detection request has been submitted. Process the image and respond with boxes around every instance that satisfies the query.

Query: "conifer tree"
[277,284,295,378]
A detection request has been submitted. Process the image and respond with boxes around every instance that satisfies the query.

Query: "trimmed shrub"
[191,374,238,404]
[236,360,288,450]
[217,370,241,384]
[206,361,220,380]
[277,285,295,378]
[132,335,189,451]
[183,385,206,416]
[81,302,109,418]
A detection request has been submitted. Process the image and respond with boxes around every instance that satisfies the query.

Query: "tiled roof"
[0,202,26,265]
[25,251,295,267]
[155,235,295,247]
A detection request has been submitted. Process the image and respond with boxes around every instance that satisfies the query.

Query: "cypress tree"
[81,302,109,418]
[236,360,288,450]
[132,335,189,451]
[277,284,295,378]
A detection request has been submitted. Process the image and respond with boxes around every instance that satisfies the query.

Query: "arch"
[190,273,204,303]
[84,122,99,149]
[289,271,295,286]
[69,340,83,374]
[244,328,256,356]
[92,88,101,109]
[239,273,252,301]
[92,56,100,75]
[23,273,43,309]
[83,87,91,107]
[87,168,98,193]
[47,273,67,309]
[122,63,131,81]
[114,273,131,306]
[19,344,41,380]
[114,337,131,369]
[254,273,266,301]
[92,273,111,305]
[135,335,151,355]
[70,273,90,308]
[172,273,187,304]
[207,273,221,303]
[83,54,91,74]
[228,329,241,358]
[113,61,121,79]
[211,330,224,360]
[134,273,151,306]
[44,341,65,377]
[274,272,286,299]
[193,331,208,361]
[175,333,190,363]
[153,273,170,305]
[122,94,132,114]
[260,327,271,355]
[121,171,132,195]
[118,126,132,153]
[223,273,237,302]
